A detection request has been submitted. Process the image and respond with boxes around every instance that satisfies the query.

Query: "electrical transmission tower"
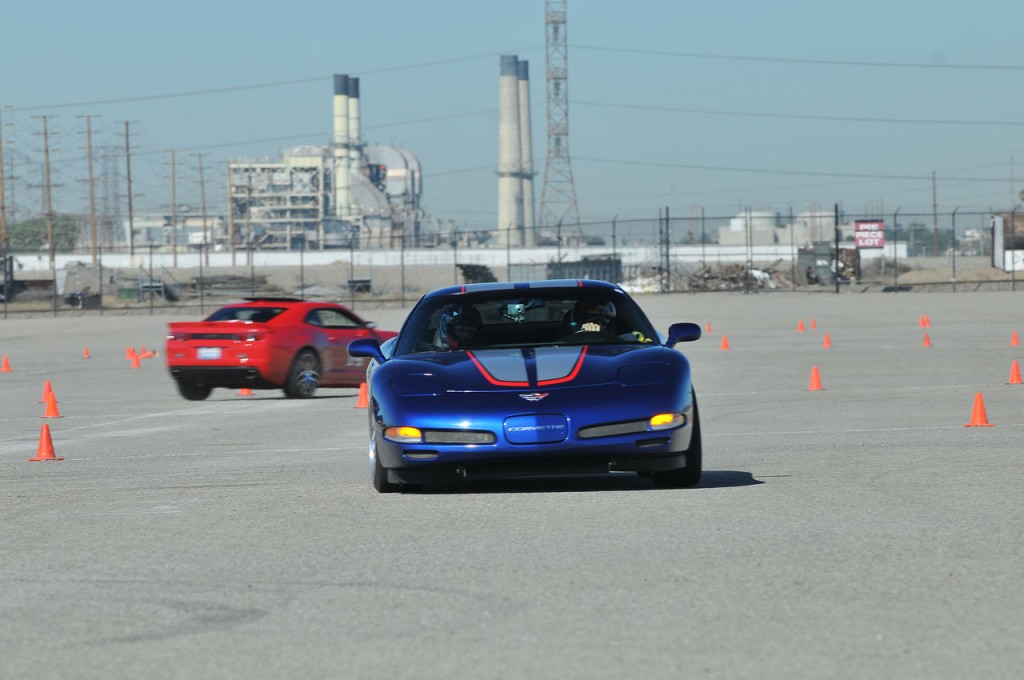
[539,0,581,240]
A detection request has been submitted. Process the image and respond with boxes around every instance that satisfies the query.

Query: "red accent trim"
[537,346,587,386]
[577,280,583,287]
[467,351,530,387]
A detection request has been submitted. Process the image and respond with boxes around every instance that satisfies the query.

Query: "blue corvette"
[347,279,702,492]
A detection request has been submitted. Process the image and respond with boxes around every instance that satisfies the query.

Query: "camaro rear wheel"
[177,381,212,401]
[652,395,702,489]
[284,349,320,398]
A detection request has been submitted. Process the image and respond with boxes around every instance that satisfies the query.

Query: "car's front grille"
[423,430,496,444]
[578,420,648,439]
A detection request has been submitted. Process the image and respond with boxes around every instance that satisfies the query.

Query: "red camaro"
[165,297,397,400]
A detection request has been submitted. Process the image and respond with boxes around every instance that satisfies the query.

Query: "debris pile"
[687,261,796,291]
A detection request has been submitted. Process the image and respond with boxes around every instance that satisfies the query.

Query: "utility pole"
[245,172,253,267]
[931,170,939,256]
[35,116,56,268]
[124,121,135,259]
[195,153,210,267]
[0,109,7,257]
[169,148,178,267]
[228,166,236,266]
[78,115,99,264]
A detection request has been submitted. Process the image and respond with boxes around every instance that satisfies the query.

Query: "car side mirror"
[665,322,702,347]
[348,337,386,364]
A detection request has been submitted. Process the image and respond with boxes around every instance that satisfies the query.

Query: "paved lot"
[2,292,1022,679]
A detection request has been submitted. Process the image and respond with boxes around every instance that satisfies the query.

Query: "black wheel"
[371,436,401,493]
[284,349,320,398]
[177,381,212,401]
[653,394,702,488]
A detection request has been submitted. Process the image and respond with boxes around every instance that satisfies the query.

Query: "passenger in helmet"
[571,299,617,333]
[437,304,482,348]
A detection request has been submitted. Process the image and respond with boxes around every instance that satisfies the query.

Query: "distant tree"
[5,215,77,251]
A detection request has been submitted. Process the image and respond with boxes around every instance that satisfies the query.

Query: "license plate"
[197,347,222,360]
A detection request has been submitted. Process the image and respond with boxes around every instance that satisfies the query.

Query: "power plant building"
[226,74,422,251]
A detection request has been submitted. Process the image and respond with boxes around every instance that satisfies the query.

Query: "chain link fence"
[2,208,1021,318]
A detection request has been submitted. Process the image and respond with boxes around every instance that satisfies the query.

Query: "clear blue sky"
[3,0,1024,232]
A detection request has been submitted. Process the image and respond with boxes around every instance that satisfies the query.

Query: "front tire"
[652,394,702,488]
[177,381,212,401]
[371,436,401,493]
[283,349,320,398]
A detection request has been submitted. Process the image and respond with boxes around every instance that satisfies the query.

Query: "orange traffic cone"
[922,333,932,348]
[1,355,11,372]
[1011,330,1020,347]
[1009,361,1022,385]
[83,346,90,359]
[130,354,141,368]
[126,346,137,361]
[40,379,53,403]
[354,382,369,409]
[797,319,805,332]
[705,322,711,334]
[29,424,63,461]
[808,366,824,391]
[964,392,995,427]
[238,387,253,396]
[822,333,832,349]
[811,318,817,330]
[719,335,730,351]
[42,391,62,418]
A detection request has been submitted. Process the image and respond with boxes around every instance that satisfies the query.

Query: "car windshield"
[394,288,660,355]
[205,306,286,323]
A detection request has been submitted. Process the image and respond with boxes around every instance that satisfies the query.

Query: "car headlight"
[648,413,685,431]
[384,426,423,443]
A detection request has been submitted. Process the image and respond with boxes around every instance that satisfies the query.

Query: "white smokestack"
[347,77,361,220]
[497,55,523,247]
[517,59,534,247]
[333,75,350,219]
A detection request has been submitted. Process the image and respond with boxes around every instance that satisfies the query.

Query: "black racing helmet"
[438,304,482,348]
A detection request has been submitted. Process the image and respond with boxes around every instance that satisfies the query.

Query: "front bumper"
[385,450,690,485]
[375,415,694,484]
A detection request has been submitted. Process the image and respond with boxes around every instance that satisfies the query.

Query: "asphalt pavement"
[1,291,1022,679]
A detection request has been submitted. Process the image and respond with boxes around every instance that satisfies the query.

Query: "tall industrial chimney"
[333,75,350,218]
[517,60,535,247]
[347,77,361,220]
[497,55,523,247]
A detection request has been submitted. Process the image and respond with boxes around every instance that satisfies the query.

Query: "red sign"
[854,220,885,249]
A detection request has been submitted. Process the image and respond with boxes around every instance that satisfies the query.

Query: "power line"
[573,155,1011,183]
[571,44,1024,71]
[572,100,1024,128]
[7,49,543,113]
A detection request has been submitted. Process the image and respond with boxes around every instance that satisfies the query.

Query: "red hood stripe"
[467,351,530,387]
[467,347,588,387]
[537,345,587,386]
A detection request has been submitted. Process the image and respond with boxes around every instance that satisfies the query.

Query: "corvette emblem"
[519,392,549,402]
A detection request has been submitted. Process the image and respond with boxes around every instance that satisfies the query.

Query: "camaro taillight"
[238,331,265,342]
[167,331,187,341]
[384,426,423,443]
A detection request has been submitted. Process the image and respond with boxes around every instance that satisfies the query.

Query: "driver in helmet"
[571,299,617,333]
[437,304,482,349]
